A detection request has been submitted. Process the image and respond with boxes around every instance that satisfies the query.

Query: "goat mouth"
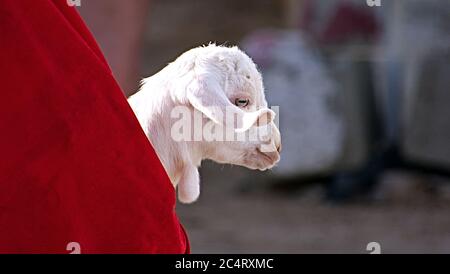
[257,150,273,163]
[255,149,278,167]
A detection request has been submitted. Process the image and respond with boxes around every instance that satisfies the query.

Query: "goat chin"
[128,44,281,204]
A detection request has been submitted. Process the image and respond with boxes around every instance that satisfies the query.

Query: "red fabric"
[0,0,189,253]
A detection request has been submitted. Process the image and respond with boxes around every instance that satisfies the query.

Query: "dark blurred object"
[78,0,151,95]
[328,0,450,201]
[402,38,450,168]
[319,2,380,44]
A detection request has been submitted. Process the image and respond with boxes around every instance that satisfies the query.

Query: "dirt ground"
[176,163,450,254]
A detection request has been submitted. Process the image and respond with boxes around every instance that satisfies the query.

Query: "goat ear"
[187,75,276,132]
[238,108,275,132]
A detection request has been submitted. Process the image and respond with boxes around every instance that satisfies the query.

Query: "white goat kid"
[128,45,281,203]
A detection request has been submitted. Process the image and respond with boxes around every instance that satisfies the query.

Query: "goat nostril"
[277,143,282,153]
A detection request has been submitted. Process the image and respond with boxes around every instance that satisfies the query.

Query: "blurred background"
[79,0,450,253]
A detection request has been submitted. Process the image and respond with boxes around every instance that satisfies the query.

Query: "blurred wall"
[78,0,151,95]
[140,0,286,77]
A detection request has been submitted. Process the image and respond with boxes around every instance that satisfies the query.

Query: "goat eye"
[235,98,250,107]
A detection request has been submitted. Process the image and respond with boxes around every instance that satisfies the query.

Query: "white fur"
[128,44,281,203]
